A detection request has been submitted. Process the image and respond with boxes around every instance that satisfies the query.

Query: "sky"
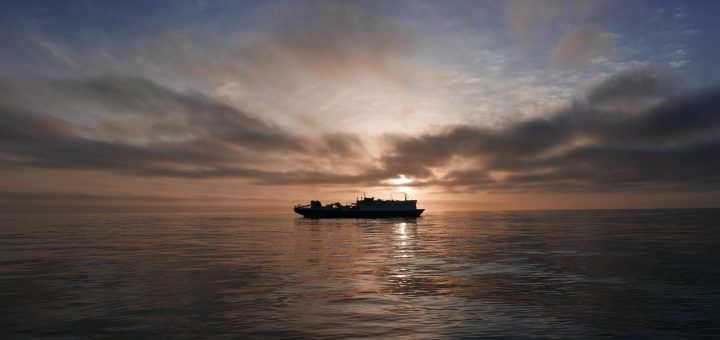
[1,0,720,213]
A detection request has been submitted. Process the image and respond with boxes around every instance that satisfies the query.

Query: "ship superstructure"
[294,194,424,218]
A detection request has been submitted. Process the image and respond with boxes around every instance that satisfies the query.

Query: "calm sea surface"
[1,210,719,338]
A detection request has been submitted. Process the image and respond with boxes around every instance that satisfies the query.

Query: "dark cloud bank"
[0,76,372,182]
[1,69,720,195]
[385,70,720,193]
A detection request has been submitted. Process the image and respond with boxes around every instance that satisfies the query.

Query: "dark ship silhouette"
[294,194,424,218]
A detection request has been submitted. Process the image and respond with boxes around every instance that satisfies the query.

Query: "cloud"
[0,75,372,182]
[0,191,204,202]
[126,2,419,134]
[3,68,719,196]
[55,76,300,150]
[1,1,718,199]
[581,69,680,108]
[669,60,690,69]
[257,2,415,80]
[1,0,418,187]
[0,2,423,137]
[29,2,416,88]
[505,0,606,42]
[550,26,618,68]
[377,69,720,193]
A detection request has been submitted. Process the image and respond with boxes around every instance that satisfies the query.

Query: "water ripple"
[1,210,719,338]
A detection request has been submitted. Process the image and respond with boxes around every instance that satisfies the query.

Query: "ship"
[294,194,424,218]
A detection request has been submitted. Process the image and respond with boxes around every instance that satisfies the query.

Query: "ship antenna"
[404,192,407,201]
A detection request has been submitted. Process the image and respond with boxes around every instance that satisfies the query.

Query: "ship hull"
[294,208,424,218]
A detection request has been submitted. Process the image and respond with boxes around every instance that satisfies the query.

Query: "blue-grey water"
[1,210,719,338]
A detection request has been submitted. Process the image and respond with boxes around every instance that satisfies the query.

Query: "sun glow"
[386,174,413,185]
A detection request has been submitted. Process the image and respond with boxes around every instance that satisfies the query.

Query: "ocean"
[1,210,719,338]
